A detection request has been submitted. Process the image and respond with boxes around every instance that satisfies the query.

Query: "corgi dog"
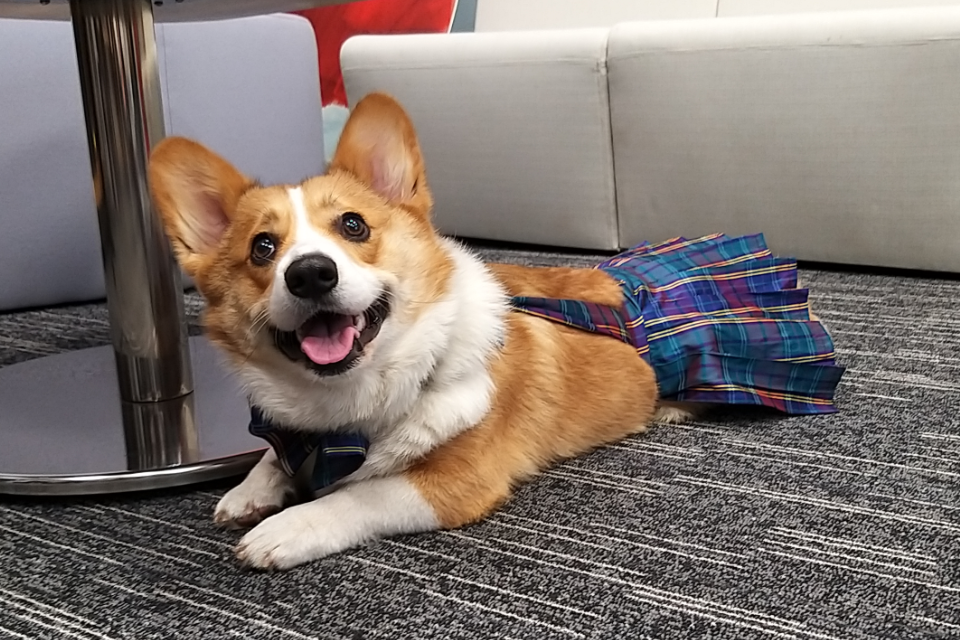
[149,93,660,570]
[149,93,841,570]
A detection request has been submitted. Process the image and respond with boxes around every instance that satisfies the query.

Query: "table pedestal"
[0,0,263,496]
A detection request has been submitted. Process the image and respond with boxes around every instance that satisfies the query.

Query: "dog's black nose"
[285,253,339,299]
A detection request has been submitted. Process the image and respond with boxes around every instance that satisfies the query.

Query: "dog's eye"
[250,233,277,265]
[339,213,370,242]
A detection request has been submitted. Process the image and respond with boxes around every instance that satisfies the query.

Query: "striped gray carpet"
[1,244,959,640]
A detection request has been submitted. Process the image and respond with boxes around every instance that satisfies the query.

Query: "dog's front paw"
[234,476,438,571]
[235,504,331,570]
[214,474,295,530]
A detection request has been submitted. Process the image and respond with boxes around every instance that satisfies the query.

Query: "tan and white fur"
[149,93,679,570]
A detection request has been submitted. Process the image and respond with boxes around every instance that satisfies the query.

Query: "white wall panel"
[475,0,717,32]
[720,0,960,17]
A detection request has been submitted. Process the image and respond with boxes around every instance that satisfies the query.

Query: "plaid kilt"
[252,233,843,489]
[513,233,843,414]
[597,233,843,414]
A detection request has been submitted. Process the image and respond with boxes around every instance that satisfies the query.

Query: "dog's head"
[149,93,451,379]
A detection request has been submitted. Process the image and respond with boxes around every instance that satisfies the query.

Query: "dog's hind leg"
[654,400,708,425]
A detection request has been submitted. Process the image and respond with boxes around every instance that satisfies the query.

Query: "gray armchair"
[0,13,325,310]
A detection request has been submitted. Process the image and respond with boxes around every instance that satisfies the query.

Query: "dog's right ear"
[148,137,252,276]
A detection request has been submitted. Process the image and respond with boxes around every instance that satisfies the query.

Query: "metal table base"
[0,338,263,496]
[0,0,263,495]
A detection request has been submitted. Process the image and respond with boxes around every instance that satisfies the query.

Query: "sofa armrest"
[341,29,620,250]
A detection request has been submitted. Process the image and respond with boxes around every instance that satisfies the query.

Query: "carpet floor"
[1,243,959,640]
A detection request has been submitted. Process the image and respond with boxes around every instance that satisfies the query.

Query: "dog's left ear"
[328,92,433,217]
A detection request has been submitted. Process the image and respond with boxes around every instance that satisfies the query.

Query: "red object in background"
[294,0,456,107]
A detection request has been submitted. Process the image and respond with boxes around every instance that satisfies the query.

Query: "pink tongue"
[300,315,360,365]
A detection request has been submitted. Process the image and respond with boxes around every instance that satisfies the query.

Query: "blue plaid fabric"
[593,233,843,414]
[509,296,631,344]
[249,407,368,491]
[251,233,844,487]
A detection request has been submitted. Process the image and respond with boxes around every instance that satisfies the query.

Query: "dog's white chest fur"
[237,239,507,477]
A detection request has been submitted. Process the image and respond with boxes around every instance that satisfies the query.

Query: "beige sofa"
[341,5,960,272]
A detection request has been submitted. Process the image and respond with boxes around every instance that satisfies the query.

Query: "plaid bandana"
[248,406,368,491]
[250,233,843,490]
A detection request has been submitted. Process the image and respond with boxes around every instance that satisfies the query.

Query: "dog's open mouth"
[272,294,391,376]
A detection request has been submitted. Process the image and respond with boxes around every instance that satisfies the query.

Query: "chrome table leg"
[0,0,263,496]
